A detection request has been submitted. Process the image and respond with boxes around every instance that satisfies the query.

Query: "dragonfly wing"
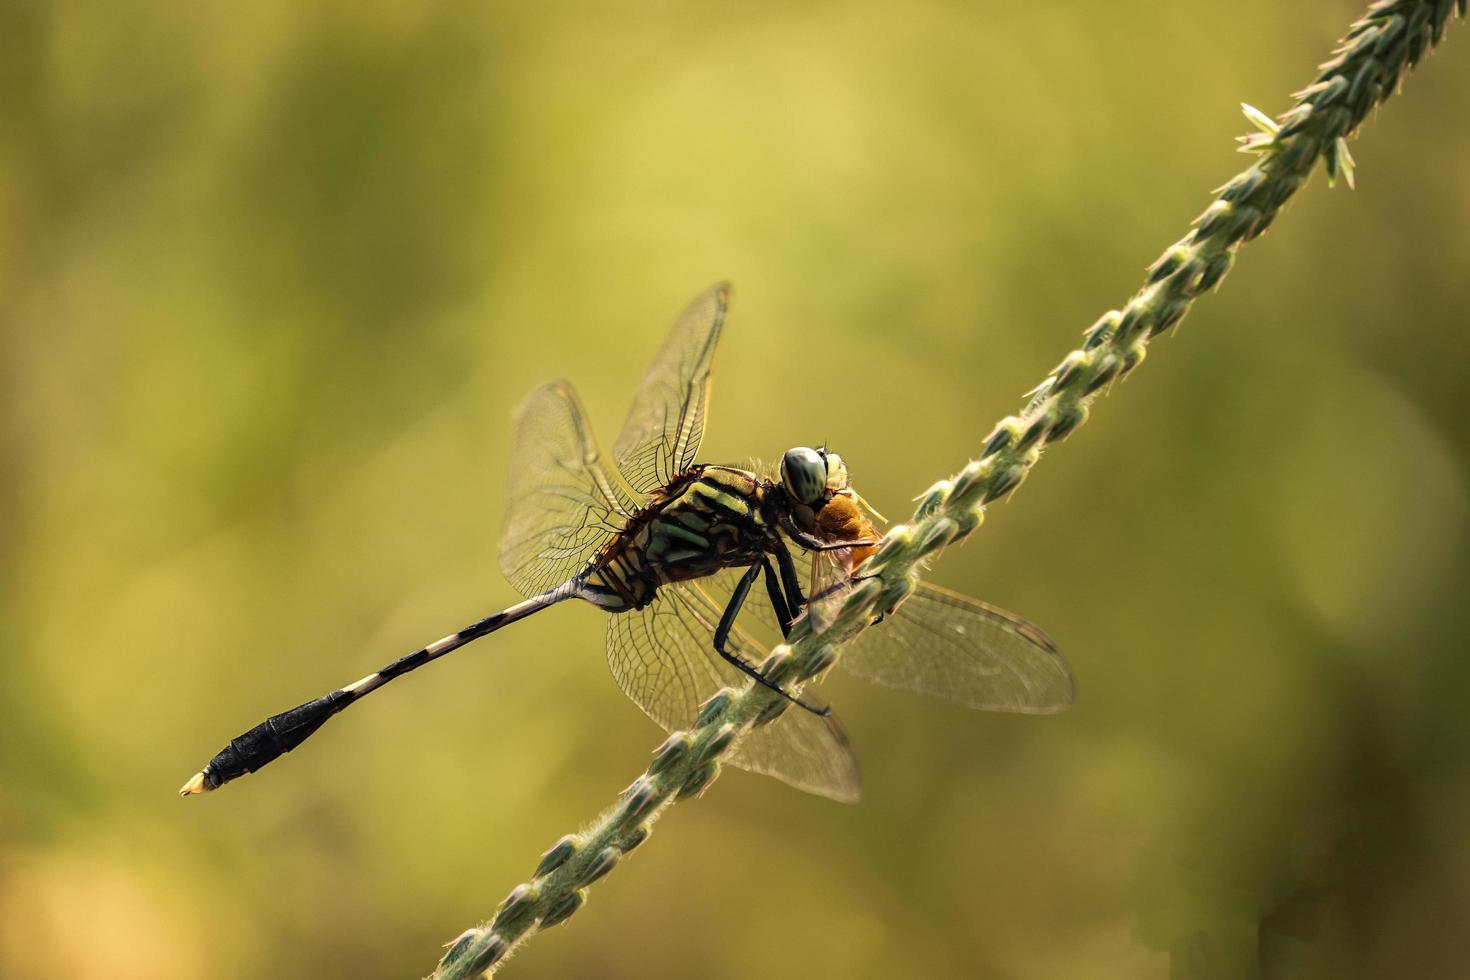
[612,284,730,495]
[498,380,641,598]
[837,581,1075,713]
[805,547,863,637]
[604,582,862,803]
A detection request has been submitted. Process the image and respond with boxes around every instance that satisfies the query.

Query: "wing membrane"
[605,582,862,803]
[498,381,640,598]
[613,284,730,494]
[838,581,1074,713]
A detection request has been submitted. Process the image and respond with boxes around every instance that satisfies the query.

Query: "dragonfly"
[180,283,1073,803]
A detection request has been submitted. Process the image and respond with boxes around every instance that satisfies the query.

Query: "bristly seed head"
[1048,400,1088,442]
[579,848,620,886]
[462,936,508,975]
[981,418,1020,457]
[752,697,791,727]
[534,835,581,878]
[694,690,735,727]
[676,761,720,801]
[799,645,839,680]
[539,890,586,930]
[619,778,661,826]
[441,930,482,967]
[698,724,739,763]
[757,648,791,678]
[492,883,541,933]
[648,733,691,775]
[913,479,952,519]
[951,459,986,501]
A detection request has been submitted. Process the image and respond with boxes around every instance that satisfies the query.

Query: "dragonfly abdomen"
[580,549,653,611]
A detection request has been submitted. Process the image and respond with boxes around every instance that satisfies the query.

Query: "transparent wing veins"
[498,380,641,598]
[613,283,730,493]
[604,581,861,803]
[838,580,1075,713]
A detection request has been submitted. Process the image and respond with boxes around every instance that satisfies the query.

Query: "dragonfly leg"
[760,557,794,638]
[784,524,881,554]
[811,537,881,552]
[714,562,830,716]
[773,541,808,619]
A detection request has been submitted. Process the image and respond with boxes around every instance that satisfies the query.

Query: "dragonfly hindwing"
[605,582,861,803]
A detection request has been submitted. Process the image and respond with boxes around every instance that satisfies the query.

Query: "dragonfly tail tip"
[178,770,213,797]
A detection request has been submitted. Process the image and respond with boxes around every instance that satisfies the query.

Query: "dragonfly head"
[779,446,849,508]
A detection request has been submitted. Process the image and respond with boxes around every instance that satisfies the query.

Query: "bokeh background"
[3,2,1468,978]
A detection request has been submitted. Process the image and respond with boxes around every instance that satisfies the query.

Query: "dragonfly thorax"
[579,466,776,612]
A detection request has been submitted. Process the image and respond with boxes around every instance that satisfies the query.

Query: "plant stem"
[432,3,1463,976]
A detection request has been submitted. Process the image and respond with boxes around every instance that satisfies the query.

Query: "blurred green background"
[2,2,1468,978]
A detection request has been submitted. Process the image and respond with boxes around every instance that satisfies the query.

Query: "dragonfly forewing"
[613,283,729,494]
[499,380,642,598]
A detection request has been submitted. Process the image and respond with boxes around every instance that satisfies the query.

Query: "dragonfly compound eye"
[780,447,827,506]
